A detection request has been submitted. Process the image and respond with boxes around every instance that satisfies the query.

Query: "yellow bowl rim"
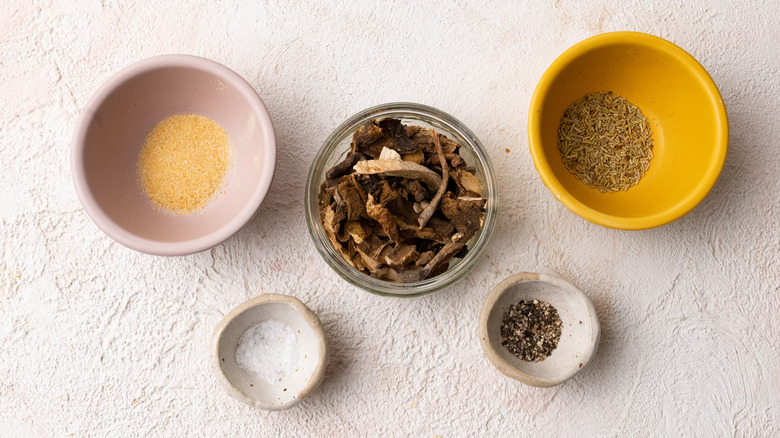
[527,31,729,230]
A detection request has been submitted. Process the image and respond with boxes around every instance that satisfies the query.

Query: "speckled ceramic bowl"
[71,55,276,256]
[479,272,600,387]
[210,293,328,410]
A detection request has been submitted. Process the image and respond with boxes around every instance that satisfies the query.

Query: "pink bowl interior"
[72,56,276,255]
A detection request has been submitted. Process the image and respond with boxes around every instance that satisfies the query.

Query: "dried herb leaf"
[558,91,654,193]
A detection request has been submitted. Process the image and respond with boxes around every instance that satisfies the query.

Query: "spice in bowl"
[557,91,654,193]
[318,118,487,283]
[500,299,562,362]
[137,114,232,214]
[235,319,301,384]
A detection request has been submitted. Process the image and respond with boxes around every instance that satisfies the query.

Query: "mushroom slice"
[383,243,418,267]
[355,237,389,273]
[401,149,425,164]
[372,266,423,282]
[352,253,367,271]
[352,120,392,158]
[319,180,338,205]
[355,249,382,272]
[378,146,402,161]
[415,250,435,266]
[399,227,450,244]
[326,151,366,180]
[353,160,442,191]
[379,240,465,282]
[344,220,371,244]
[425,153,465,169]
[406,126,460,155]
[370,180,419,229]
[336,225,351,243]
[365,193,399,242]
[452,168,483,195]
[402,178,428,203]
[378,118,419,154]
[356,235,388,258]
[440,192,486,236]
[321,204,344,234]
[427,217,455,237]
[336,177,366,221]
[323,223,355,268]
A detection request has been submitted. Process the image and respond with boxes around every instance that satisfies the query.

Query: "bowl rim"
[478,272,600,387]
[304,102,498,297]
[70,54,277,256]
[527,31,729,230]
[209,293,329,410]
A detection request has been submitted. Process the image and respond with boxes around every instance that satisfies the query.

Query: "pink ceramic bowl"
[71,55,276,256]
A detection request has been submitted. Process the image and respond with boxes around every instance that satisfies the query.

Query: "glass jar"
[305,103,498,297]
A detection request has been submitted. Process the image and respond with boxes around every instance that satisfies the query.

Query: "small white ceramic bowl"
[210,293,328,410]
[71,54,276,256]
[478,272,600,387]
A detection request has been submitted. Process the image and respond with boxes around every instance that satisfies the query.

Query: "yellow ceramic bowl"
[528,32,728,229]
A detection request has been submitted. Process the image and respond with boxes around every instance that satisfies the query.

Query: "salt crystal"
[235,319,300,384]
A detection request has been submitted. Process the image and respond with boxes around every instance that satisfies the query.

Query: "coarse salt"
[235,319,301,384]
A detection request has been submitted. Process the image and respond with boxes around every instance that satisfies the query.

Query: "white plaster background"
[1,0,779,436]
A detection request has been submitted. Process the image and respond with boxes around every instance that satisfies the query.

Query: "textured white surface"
[2,0,779,436]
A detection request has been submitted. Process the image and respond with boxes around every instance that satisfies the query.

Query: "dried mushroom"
[353,159,442,191]
[452,168,483,195]
[440,192,486,236]
[336,175,366,220]
[326,151,366,180]
[416,129,449,229]
[320,118,487,282]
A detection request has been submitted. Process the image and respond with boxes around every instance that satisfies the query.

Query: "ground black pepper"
[500,299,563,361]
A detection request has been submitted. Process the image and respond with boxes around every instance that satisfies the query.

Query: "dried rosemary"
[557,91,654,193]
[500,300,562,362]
